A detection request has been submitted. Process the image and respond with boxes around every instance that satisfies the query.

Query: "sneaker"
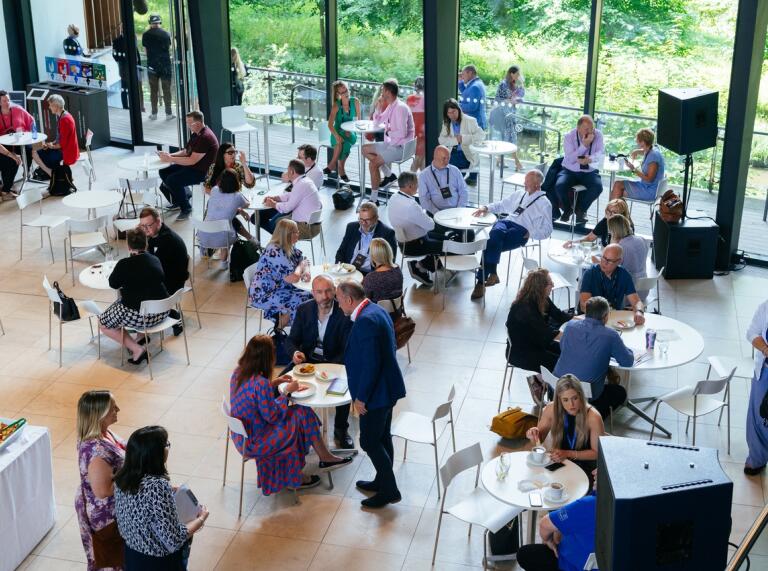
[408,261,433,286]
[299,475,322,489]
[166,114,176,120]
[166,204,181,212]
[148,114,158,120]
[559,208,573,223]
[485,273,500,287]
[470,283,485,300]
[176,211,191,221]
[381,173,398,187]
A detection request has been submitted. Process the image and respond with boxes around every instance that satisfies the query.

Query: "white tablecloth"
[0,426,56,571]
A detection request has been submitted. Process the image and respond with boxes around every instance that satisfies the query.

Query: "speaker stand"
[681,153,693,219]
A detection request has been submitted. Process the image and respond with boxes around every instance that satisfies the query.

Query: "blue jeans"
[449,147,476,182]
[252,208,288,235]
[359,405,398,496]
[477,219,528,282]
[159,164,205,214]
[554,169,603,214]
[37,148,63,170]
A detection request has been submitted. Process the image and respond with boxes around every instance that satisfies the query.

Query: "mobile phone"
[577,155,586,159]
[529,491,543,507]
[545,462,566,472]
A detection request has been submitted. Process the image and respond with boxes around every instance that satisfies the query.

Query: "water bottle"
[32,121,38,140]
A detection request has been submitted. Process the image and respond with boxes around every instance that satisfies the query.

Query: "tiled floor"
[3,146,767,570]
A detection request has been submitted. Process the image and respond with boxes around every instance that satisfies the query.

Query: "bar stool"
[568,184,587,240]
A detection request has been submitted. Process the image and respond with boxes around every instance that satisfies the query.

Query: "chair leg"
[685,415,690,435]
[706,364,712,379]
[223,428,230,486]
[48,304,52,350]
[180,310,191,365]
[433,442,441,499]
[403,439,408,461]
[47,227,55,263]
[146,333,153,380]
[692,416,697,447]
[649,401,661,441]
[58,319,63,368]
[327,471,334,489]
[191,286,202,329]
[431,507,445,565]
[483,528,489,570]
[239,458,245,517]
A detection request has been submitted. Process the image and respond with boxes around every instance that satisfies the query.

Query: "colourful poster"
[44,56,109,90]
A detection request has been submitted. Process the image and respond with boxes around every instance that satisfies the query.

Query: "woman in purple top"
[75,390,126,571]
[362,238,403,303]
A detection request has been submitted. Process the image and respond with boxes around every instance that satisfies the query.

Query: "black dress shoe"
[128,350,149,365]
[361,491,401,508]
[559,208,573,222]
[334,431,354,449]
[318,456,353,470]
[172,323,184,336]
[381,173,398,187]
[340,174,350,183]
[744,465,765,476]
[323,167,332,176]
[355,480,379,492]
[575,210,589,224]
[299,475,321,489]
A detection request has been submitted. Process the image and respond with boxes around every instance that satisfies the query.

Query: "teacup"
[530,446,546,464]
[549,482,564,500]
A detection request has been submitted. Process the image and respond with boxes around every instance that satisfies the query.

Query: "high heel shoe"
[128,350,149,365]
[323,167,332,176]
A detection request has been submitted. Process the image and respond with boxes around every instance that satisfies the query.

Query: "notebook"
[326,377,349,396]
[174,484,200,523]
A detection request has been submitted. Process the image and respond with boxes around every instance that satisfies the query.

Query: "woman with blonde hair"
[564,198,634,249]
[248,218,311,327]
[611,127,665,201]
[608,214,648,280]
[362,237,403,302]
[325,79,361,182]
[230,47,246,105]
[74,390,126,571]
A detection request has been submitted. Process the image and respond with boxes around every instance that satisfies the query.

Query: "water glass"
[495,453,510,481]
[657,339,669,356]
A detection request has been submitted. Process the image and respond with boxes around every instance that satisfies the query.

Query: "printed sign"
[45,56,108,89]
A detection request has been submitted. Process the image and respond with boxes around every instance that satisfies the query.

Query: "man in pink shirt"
[362,79,415,203]
[257,158,322,237]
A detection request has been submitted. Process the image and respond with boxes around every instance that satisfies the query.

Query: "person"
[230,335,352,494]
[114,426,208,569]
[417,145,468,216]
[506,268,572,373]
[325,80,361,182]
[112,23,143,111]
[31,94,79,180]
[362,238,403,303]
[287,275,354,449]
[438,98,485,186]
[99,229,169,365]
[199,168,252,268]
[564,198,633,250]
[0,89,32,197]
[745,299,768,475]
[158,110,219,220]
[248,218,312,328]
[231,47,246,106]
[471,169,552,299]
[361,79,415,203]
[494,65,525,171]
[388,171,443,287]
[337,281,406,508]
[555,296,634,418]
[607,214,648,283]
[406,76,426,171]
[63,24,88,57]
[204,142,256,192]
[257,158,322,238]
[142,14,173,120]
[526,375,604,479]
[297,143,323,190]
[579,243,646,323]
[75,390,125,571]
[611,128,665,201]
[457,64,487,130]
[555,114,605,224]
[335,201,397,275]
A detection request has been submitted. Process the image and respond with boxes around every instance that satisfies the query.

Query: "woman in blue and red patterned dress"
[230,335,352,494]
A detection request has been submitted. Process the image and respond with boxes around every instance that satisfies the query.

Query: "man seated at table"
[157,110,219,220]
[256,158,322,239]
[555,296,634,418]
[361,79,415,203]
[297,144,324,190]
[470,169,552,300]
[555,114,605,224]
[389,171,443,287]
[31,94,79,180]
[580,243,645,325]
[335,201,397,275]
[417,145,468,217]
[287,274,354,449]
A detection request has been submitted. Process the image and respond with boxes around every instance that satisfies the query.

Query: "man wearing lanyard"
[417,145,469,225]
[258,158,322,237]
[297,144,324,190]
[335,201,397,275]
[471,169,552,299]
[31,94,80,180]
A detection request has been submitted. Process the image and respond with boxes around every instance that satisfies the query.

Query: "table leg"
[262,117,271,190]
[527,510,538,544]
[356,142,368,210]
[609,172,616,195]
[252,210,261,242]
[626,400,672,437]
[488,156,496,203]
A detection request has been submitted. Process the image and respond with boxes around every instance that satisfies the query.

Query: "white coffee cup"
[531,446,546,464]
[549,482,564,500]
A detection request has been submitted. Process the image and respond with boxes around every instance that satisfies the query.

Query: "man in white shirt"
[388,172,444,287]
[417,145,468,216]
[471,169,552,299]
[257,159,322,236]
[298,144,324,190]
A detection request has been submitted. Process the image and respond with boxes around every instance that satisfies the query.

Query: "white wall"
[0,1,13,89]
[30,0,87,79]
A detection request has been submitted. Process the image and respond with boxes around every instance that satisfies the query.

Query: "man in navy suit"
[335,201,398,275]
[287,274,354,448]
[337,281,406,508]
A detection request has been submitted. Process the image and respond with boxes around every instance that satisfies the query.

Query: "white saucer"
[292,367,316,378]
[526,453,550,467]
[544,489,570,504]
[278,382,316,399]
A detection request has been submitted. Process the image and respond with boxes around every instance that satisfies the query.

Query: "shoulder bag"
[490,406,538,440]
[52,281,81,321]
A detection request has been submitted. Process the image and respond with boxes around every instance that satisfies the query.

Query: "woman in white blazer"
[745,299,768,475]
[438,98,485,185]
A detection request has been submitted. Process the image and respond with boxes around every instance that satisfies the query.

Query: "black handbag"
[332,189,355,210]
[269,327,292,365]
[52,281,81,321]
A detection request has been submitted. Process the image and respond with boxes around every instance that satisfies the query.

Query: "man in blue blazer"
[286,274,354,448]
[337,281,406,508]
[335,201,398,275]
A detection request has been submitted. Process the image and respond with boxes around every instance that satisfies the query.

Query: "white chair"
[708,353,754,425]
[393,226,434,289]
[80,160,95,191]
[180,256,202,329]
[626,176,668,220]
[317,123,340,190]
[42,276,102,367]
[633,266,665,314]
[221,396,255,516]
[297,210,326,263]
[391,386,457,499]
[64,215,110,285]
[499,332,538,413]
[505,239,543,287]
[220,106,259,160]
[77,129,95,189]
[116,177,159,220]
[431,443,524,568]
[243,261,263,346]
[191,218,235,282]
[500,171,526,201]
[17,188,69,262]
[120,289,190,380]
[377,288,412,363]
[519,257,574,308]
[650,368,735,454]
[441,234,488,308]
[389,138,417,178]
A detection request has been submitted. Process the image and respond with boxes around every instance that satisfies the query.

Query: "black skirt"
[125,544,185,571]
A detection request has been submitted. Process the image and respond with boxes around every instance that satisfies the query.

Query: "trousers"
[554,169,603,214]
[359,405,398,496]
[478,219,528,281]
[148,72,173,115]
[159,164,205,214]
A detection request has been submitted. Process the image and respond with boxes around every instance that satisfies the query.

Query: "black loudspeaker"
[657,88,718,155]
[653,211,718,279]
[596,436,733,571]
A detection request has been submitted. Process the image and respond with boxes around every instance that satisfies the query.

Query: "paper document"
[174,484,200,524]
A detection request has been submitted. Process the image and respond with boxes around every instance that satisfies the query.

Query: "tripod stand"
[680,153,693,220]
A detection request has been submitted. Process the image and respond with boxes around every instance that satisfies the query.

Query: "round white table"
[547,238,598,269]
[481,452,589,544]
[469,140,518,203]
[243,186,285,240]
[244,104,287,189]
[78,261,117,290]
[340,120,386,208]
[0,132,48,194]
[433,207,497,240]
[292,264,364,293]
[602,157,624,191]
[62,190,123,219]
[117,154,169,179]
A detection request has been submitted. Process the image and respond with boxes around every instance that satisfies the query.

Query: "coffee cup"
[530,446,546,463]
[549,482,564,500]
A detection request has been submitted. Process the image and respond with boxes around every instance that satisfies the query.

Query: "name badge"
[439,186,452,200]
[352,253,367,269]
[511,206,525,217]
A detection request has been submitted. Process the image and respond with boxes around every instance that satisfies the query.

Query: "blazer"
[506,299,570,368]
[344,302,406,410]
[287,300,351,364]
[438,115,485,169]
[334,221,398,267]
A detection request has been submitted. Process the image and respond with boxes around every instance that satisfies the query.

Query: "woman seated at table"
[0,89,34,198]
[203,142,255,192]
[526,374,604,479]
[611,128,665,201]
[324,80,361,182]
[506,268,572,373]
[362,238,403,303]
[564,198,633,249]
[99,229,169,364]
[248,218,312,328]
[608,214,648,283]
[199,168,253,269]
[438,98,485,185]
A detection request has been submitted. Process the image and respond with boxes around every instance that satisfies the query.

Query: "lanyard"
[564,415,577,450]
[356,226,375,254]
[430,166,450,189]
[516,192,544,212]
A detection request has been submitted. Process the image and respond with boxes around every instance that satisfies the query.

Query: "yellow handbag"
[491,406,538,440]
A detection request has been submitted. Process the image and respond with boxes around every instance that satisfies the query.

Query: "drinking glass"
[495,453,510,481]
[657,339,669,356]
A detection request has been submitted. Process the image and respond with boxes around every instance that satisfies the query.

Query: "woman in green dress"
[324,80,361,183]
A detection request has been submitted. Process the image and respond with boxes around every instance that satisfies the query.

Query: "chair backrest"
[393,226,408,245]
[307,209,323,225]
[432,385,457,422]
[439,442,483,491]
[401,138,417,160]
[318,121,332,144]
[139,289,184,316]
[133,145,158,155]
[193,218,232,233]
[67,214,110,234]
[443,237,487,256]
[85,128,93,148]
[522,257,540,273]
[17,187,44,210]
[80,161,92,179]
[541,366,592,399]
[693,368,735,397]
[377,287,407,315]
[220,395,248,437]
[42,275,62,304]
[221,105,247,128]
[655,176,669,199]
[243,261,260,292]
[122,177,160,192]
[634,265,664,293]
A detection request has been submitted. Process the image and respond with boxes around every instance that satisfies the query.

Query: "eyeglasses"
[139,222,156,230]
[359,217,374,223]
[602,257,621,265]
[225,150,236,155]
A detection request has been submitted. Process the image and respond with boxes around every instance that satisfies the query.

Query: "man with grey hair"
[417,145,468,216]
[554,295,634,418]
[458,64,487,130]
[470,169,551,299]
[31,94,80,179]
[579,243,645,325]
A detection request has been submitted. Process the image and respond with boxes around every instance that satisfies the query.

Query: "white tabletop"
[79,261,117,290]
[117,155,170,172]
[293,264,364,292]
[0,132,47,146]
[244,104,287,117]
[602,158,622,173]
[244,186,287,210]
[547,239,598,268]
[470,140,518,156]
[481,452,589,511]
[433,207,497,231]
[62,190,123,210]
[283,363,352,408]
[340,119,386,135]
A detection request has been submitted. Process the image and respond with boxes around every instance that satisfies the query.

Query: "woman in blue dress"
[745,300,768,475]
[611,128,665,201]
[248,218,312,328]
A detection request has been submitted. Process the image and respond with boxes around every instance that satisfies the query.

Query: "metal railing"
[290,84,325,142]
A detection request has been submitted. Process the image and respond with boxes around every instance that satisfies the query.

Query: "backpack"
[229,239,261,282]
[487,517,521,561]
[332,189,355,210]
[48,164,77,197]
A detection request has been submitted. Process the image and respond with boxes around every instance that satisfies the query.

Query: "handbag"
[52,281,81,321]
[91,520,125,568]
[47,164,77,197]
[269,326,291,365]
[490,406,538,440]
[388,297,416,350]
[658,189,683,223]
[332,189,355,210]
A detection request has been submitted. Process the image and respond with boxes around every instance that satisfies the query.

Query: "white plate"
[544,488,570,504]
[0,418,26,453]
[526,453,550,467]
[330,264,355,275]
[314,365,338,382]
[279,381,316,399]
[609,319,635,331]
[293,366,317,377]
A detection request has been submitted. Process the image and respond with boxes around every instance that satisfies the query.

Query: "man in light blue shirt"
[417,145,468,215]
[457,65,487,130]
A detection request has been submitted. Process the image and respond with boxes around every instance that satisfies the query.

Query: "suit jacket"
[287,300,351,364]
[334,221,398,271]
[344,302,406,410]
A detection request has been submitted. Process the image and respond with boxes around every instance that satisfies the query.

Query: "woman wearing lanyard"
[744,299,768,475]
